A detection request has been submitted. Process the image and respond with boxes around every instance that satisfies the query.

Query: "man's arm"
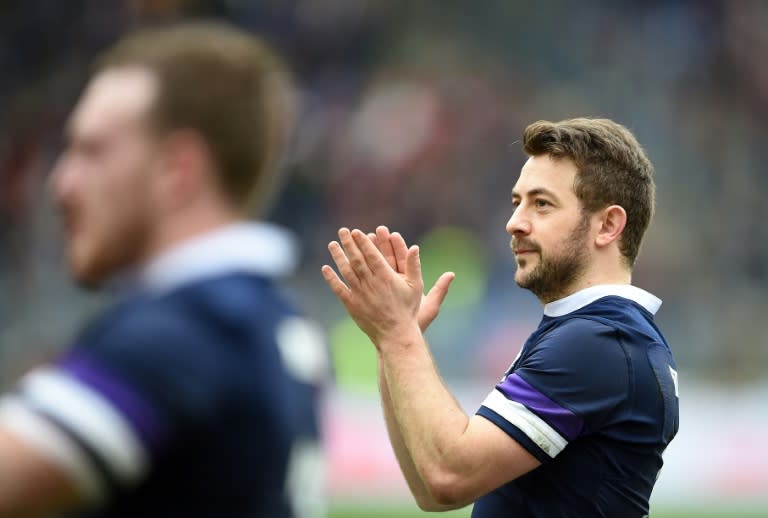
[322,228,540,508]
[378,359,456,511]
[369,227,461,510]
[0,334,173,518]
[0,425,82,517]
[378,324,540,508]
[379,352,517,511]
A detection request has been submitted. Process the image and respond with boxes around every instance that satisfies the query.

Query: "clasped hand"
[321,226,454,346]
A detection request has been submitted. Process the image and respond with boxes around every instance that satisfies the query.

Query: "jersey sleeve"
[0,305,227,504]
[477,317,629,463]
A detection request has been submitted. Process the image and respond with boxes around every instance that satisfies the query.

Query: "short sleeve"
[477,318,629,463]
[0,305,227,504]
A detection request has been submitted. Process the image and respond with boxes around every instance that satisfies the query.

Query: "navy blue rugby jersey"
[474,285,678,518]
[0,224,329,518]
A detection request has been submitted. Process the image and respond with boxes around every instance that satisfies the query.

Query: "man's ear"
[595,205,627,248]
[158,130,213,209]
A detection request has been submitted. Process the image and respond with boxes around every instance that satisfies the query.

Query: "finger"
[328,240,359,286]
[425,272,456,308]
[351,228,390,274]
[338,227,370,279]
[389,232,409,273]
[320,264,352,304]
[367,232,386,264]
[405,245,424,288]
[375,226,398,271]
[418,271,455,332]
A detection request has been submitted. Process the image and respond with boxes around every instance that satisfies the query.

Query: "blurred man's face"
[506,155,593,303]
[51,67,163,288]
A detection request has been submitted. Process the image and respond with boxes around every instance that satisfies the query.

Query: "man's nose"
[506,206,531,236]
[49,154,75,205]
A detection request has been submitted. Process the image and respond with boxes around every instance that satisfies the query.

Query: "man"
[322,118,679,517]
[0,23,327,517]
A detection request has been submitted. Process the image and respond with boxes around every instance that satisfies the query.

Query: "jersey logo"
[276,317,329,384]
[501,347,525,382]
[668,366,679,398]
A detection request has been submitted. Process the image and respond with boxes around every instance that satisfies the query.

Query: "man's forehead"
[68,66,157,137]
[512,155,578,196]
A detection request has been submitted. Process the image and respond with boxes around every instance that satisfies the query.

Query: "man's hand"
[321,227,454,344]
[367,226,454,333]
[322,227,421,344]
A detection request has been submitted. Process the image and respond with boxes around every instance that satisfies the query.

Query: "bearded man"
[322,118,679,517]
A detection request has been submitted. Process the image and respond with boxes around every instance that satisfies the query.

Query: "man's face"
[51,67,163,288]
[506,155,594,303]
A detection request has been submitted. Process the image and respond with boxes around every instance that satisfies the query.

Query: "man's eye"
[535,199,550,208]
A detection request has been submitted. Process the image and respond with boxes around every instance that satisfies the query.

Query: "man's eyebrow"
[511,187,561,201]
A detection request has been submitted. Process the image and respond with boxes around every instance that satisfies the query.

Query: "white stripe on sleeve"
[481,389,568,457]
[18,367,149,486]
[0,396,106,503]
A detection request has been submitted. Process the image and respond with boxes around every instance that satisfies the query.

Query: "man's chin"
[514,258,534,277]
[72,270,106,291]
[514,271,532,290]
[68,257,109,291]
[514,270,547,296]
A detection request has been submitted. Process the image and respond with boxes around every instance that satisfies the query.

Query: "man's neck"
[572,271,632,292]
[540,266,632,305]
[142,206,240,267]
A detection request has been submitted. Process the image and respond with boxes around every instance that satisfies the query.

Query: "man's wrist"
[376,322,424,356]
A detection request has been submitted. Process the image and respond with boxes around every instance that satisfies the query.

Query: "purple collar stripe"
[496,373,584,440]
[57,352,168,451]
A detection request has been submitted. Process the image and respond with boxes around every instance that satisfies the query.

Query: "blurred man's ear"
[159,129,221,210]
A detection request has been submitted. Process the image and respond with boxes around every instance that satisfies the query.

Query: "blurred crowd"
[1,0,767,386]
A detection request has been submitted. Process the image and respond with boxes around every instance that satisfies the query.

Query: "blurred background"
[1,1,767,516]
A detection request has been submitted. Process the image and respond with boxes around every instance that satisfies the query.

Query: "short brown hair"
[96,22,294,212]
[523,118,655,267]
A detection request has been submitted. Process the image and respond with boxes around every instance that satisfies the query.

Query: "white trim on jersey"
[141,222,299,293]
[543,284,662,317]
[481,389,568,458]
[0,396,106,503]
[15,367,149,487]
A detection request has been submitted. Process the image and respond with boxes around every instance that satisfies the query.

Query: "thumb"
[425,272,455,308]
[418,272,456,332]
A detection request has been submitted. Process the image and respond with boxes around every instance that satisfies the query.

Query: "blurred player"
[322,118,678,517]
[0,23,327,517]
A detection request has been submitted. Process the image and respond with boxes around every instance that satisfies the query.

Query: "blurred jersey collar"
[543,284,662,317]
[138,222,299,294]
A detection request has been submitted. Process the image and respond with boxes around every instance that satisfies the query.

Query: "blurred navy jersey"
[474,285,678,518]
[0,224,328,518]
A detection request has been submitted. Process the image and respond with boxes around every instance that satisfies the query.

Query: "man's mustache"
[510,238,540,253]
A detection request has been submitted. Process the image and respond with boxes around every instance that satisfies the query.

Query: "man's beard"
[514,214,591,304]
[67,204,154,291]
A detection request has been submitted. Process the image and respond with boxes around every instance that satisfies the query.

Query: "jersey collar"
[139,222,299,293]
[543,284,662,317]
